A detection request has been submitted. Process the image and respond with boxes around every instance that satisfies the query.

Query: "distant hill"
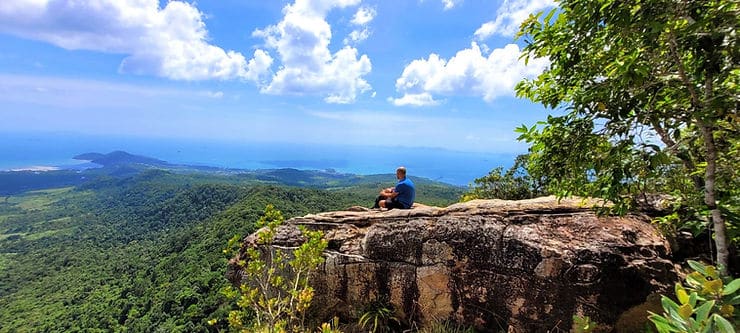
[0,151,463,196]
[74,151,170,167]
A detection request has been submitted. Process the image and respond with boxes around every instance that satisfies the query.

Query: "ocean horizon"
[1,132,518,186]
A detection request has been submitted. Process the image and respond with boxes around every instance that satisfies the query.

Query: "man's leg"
[373,195,385,208]
[381,198,404,210]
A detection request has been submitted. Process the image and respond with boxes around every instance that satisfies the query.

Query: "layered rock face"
[228,197,677,332]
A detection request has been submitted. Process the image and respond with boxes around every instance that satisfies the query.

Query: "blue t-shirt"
[394,177,416,209]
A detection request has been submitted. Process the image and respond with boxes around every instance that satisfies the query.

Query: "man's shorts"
[384,198,407,209]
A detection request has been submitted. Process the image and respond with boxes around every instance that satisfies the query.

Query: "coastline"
[0,135,515,185]
[8,166,61,172]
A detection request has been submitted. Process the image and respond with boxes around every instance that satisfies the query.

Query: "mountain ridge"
[73,151,170,167]
[0,151,463,198]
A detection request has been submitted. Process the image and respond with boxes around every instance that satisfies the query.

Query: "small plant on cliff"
[224,204,328,332]
[570,315,609,333]
[571,315,596,333]
[316,317,342,333]
[358,301,401,333]
[648,260,739,333]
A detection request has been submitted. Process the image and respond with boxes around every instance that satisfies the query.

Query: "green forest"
[0,169,463,332]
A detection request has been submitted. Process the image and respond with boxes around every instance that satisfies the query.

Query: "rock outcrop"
[228,196,677,332]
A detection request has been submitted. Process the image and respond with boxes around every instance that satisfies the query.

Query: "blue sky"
[0,0,556,154]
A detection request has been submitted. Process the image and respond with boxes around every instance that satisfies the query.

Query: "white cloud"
[344,28,370,44]
[474,0,556,39]
[253,0,372,104]
[389,93,441,107]
[392,42,548,104]
[442,0,463,10]
[244,49,274,84]
[0,0,264,81]
[351,6,376,25]
[344,5,374,45]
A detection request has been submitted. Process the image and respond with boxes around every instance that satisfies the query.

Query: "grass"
[0,227,73,241]
[14,187,74,211]
[24,227,74,241]
[0,189,80,241]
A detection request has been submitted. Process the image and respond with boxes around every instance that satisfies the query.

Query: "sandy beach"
[9,166,61,172]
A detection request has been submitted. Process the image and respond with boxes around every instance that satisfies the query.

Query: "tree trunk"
[699,122,730,275]
[650,119,704,191]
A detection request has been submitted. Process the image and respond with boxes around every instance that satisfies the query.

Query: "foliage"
[649,260,739,332]
[2,162,465,206]
[2,166,457,331]
[462,154,548,201]
[358,302,401,333]
[516,0,739,272]
[316,317,343,333]
[571,315,599,333]
[225,205,328,333]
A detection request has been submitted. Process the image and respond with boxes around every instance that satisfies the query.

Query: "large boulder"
[228,196,677,332]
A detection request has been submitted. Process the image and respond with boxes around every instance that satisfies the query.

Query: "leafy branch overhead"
[516,0,739,274]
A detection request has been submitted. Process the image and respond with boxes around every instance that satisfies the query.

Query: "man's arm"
[379,187,398,198]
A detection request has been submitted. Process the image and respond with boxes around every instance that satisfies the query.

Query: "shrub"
[224,204,328,332]
[648,260,739,333]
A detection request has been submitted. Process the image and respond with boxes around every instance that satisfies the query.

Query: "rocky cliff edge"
[228,196,677,332]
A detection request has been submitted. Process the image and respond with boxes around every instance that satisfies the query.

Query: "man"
[373,166,416,209]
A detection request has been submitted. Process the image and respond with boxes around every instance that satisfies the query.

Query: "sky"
[0,0,557,154]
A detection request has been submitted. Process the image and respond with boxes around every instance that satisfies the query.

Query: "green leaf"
[694,300,715,323]
[688,260,708,276]
[662,295,680,312]
[711,314,736,333]
[649,313,679,333]
[543,8,557,23]
[701,323,714,333]
[515,124,529,134]
[688,272,709,288]
[723,279,740,296]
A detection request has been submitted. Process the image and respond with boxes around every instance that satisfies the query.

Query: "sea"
[0,132,518,186]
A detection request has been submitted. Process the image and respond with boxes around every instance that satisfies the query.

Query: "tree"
[516,0,739,274]
[462,154,548,201]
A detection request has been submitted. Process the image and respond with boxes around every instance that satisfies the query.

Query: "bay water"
[0,132,517,186]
